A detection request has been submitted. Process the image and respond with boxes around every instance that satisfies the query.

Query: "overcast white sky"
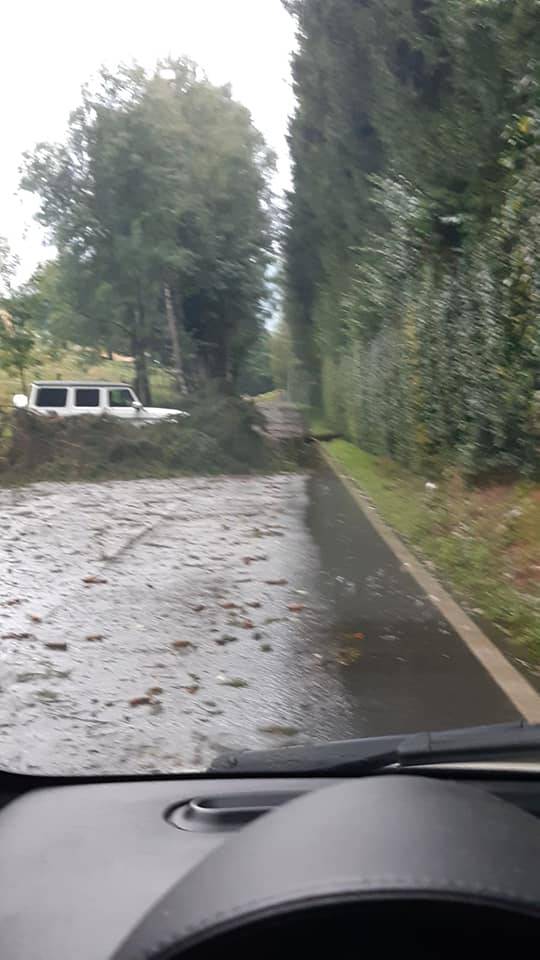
[1,0,296,282]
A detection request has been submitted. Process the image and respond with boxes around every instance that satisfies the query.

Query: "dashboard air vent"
[167,791,302,832]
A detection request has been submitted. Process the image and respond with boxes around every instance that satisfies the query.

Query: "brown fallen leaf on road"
[215,636,239,646]
[287,603,305,613]
[182,685,200,695]
[241,619,255,630]
[85,634,104,642]
[266,578,288,586]
[336,647,362,666]
[172,640,196,651]
[353,632,365,641]
[242,556,258,565]
[129,696,151,707]
[83,575,108,585]
[219,601,238,609]
[192,604,206,613]
[3,598,22,607]
[44,641,68,651]
[147,686,163,696]
[30,614,42,623]
[2,632,34,641]
[247,600,262,608]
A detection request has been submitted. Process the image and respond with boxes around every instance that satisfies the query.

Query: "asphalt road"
[0,468,518,775]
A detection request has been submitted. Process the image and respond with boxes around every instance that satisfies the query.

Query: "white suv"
[13,381,189,423]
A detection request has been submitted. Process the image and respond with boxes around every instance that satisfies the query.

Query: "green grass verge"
[323,438,540,666]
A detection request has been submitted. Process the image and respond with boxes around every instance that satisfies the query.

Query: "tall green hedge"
[285,0,540,478]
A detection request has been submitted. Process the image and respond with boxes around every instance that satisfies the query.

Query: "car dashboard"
[1,767,539,958]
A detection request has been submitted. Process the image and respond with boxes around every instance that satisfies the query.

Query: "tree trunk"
[223,303,235,383]
[135,350,151,406]
[224,337,233,383]
[131,307,152,405]
[164,282,188,395]
[18,365,27,394]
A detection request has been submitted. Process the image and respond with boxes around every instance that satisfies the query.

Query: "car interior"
[1,724,539,958]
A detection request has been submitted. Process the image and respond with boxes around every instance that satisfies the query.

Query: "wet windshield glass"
[0,0,539,775]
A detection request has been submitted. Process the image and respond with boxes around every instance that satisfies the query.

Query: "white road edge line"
[318,444,540,724]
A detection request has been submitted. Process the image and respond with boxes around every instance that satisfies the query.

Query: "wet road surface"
[0,469,518,774]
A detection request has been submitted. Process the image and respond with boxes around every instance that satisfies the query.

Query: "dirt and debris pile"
[1,387,280,482]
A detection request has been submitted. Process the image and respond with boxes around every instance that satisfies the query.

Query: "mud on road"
[0,470,518,775]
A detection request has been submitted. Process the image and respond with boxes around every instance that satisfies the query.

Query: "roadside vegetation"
[0,58,284,484]
[284,0,539,484]
[323,438,540,669]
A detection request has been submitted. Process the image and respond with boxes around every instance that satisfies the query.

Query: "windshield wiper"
[210,721,540,775]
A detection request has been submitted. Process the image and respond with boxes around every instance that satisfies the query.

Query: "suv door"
[73,387,103,415]
[107,387,138,418]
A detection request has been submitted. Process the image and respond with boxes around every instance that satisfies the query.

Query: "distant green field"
[0,345,177,410]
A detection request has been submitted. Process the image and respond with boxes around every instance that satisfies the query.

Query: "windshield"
[0,0,539,776]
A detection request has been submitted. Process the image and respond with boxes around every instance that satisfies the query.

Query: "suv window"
[75,388,100,407]
[36,388,68,408]
[109,388,134,407]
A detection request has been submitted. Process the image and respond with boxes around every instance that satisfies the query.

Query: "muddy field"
[0,470,518,775]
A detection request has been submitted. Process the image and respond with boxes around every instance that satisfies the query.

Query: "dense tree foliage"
[21,61,275,402]
[0,236,19,298]
[235,328,275,396]
[0,237,36,394]
[284,0,540,477]
[0,320,35,394]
